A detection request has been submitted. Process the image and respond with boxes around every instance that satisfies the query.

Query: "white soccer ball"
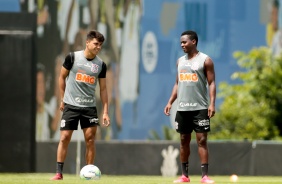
[80,164,101,180]
[230,174,238,182]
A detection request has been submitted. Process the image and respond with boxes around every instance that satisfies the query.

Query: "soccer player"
[164,30,216,183]
[50,30,111,180]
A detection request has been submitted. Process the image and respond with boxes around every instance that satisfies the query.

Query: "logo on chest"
[77,62,99,73]
[179,73,198,82]
[91,64,99,73]
[76,73,95,84]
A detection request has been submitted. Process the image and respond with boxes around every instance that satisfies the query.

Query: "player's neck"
[187,50,199,60]
[83,49,96,60]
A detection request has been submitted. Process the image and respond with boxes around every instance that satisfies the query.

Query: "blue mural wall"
[0,0,20,12]
[0,0,269,140]
[118,0,266,140]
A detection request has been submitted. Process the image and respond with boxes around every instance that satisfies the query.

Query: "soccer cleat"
[50,173,63,180]
[201,175,214,183]
[173,175,190,183]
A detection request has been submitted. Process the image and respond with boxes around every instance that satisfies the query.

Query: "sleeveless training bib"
[177,52,209,111]
[63,51,104,107]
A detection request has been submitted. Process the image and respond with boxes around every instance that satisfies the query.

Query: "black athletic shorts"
[175,109,210,134]
[60,103,100,130]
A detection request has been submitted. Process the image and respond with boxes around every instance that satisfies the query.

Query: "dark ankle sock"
[56,162,64,174]
[181,162,189,177]
[201,163,209,177]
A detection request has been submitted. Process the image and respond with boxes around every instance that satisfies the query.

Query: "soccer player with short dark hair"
[164,30,216,183]
[51,30,110,180]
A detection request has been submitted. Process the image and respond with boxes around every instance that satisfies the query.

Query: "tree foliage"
[148,125,179,141]
[210,47,282,140]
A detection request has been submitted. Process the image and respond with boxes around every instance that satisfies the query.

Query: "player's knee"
[180,134,190,145]
[85,137,95,145]
[197,136,207,147]
[60,135,71,144]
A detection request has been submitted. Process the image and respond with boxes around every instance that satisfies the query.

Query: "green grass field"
[0,173,281,184]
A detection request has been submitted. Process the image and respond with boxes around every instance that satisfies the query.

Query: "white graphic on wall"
[160,145,179,176]
[119,2,140,102]
[142,31,158,73]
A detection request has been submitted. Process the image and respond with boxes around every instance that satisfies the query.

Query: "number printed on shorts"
[175,121,179,130]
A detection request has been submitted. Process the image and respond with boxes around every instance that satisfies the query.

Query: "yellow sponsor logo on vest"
[76,73,95,84]
[179,73,198,82]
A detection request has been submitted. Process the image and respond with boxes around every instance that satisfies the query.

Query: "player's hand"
[102,113,111,127]
[59,101,65,111]
[208,105,215,118]
[164,103,172,116]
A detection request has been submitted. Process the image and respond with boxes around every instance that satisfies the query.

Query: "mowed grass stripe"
[0,173,281,184]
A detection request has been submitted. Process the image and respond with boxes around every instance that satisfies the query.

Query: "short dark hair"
[181,30,198,46]
[87,30,105,43]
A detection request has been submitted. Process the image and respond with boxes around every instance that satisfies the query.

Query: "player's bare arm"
[58,67,69,111]
[98,78,111,127]
[164,60,179,116]
[204,57,216,118]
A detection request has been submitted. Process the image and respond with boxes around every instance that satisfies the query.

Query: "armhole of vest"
[70,52,74,69]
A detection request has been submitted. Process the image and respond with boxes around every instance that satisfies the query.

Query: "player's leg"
[174,134,191,183]
[80,106,99,164]
[180,133,191,176]
[174,111,192,183]
[196,132,214,183]
[195,132,209,172]
[51,104,79,180]
[52,130,74,179]
[57,130,74,162]
[194,109,214,183]
[83,126,98,164]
